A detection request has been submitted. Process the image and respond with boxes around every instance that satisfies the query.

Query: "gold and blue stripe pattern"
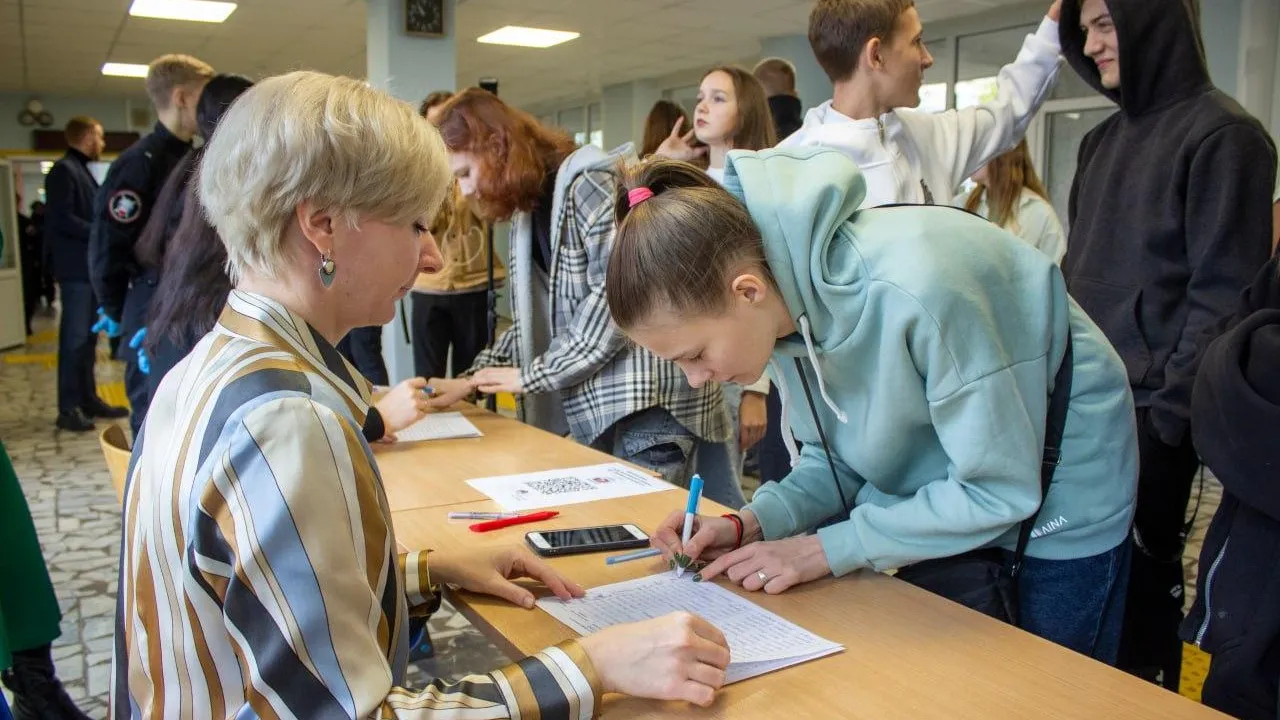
[112,290,599,719]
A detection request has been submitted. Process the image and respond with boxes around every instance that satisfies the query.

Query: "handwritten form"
[537,574,843,683]
[395,412,483,443]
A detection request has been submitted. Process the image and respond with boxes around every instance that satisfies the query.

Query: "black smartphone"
[526,524,650,557]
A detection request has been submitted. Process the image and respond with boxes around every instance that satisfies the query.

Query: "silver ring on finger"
[756,570,770,584]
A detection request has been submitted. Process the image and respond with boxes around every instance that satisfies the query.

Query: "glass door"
[0,159,27,349]
[1027,99,1117,234]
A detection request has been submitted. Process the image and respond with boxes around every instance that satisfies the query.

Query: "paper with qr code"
[466,463,675,511]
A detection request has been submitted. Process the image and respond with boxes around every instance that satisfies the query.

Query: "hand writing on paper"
[653,510,763,566]
[472,366,524,395]
[424,377,475,410]
[579,612,730,707]
[374,377,433,439]
[654,117,708,163]
[695,535,832,594]
[430,546,584,609]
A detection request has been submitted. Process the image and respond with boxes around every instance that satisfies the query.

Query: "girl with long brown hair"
[657,65,777,183]
[426,88,743,507]
[657,66,780,471]
[961,139,1066,264]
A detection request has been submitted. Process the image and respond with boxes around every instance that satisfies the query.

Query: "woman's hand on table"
[695,534,833,594]
[373,377,432,439]
[429,546,584,608]
[472,366,524,395]
[652,509,763,565]
[424,377,476,410]
[579,612,730,707]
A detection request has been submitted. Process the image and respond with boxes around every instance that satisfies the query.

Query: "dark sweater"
[768,95,803,142]
[1058,0,1277,447]
[1181,255,1280,719]
[42,149,98,282]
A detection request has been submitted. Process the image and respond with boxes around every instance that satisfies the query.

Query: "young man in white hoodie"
[783,0,1064,208]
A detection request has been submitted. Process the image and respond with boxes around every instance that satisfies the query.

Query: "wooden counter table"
[373,404,631,512]
[380,407,1225,719]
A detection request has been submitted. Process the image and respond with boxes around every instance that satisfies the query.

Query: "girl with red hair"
[427,89,743,507]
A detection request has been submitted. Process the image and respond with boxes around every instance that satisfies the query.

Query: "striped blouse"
[111,290,600,719]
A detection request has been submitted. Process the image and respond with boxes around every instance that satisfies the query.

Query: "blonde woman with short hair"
[112,71,730,719]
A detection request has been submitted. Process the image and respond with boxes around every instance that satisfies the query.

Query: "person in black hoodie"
[1182,255,1280,719]
[753,57,803,141]
[1058,0,1277,689]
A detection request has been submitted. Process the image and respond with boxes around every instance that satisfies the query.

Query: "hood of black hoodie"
[1194,307,1280,506]
[1060,0,1212,116]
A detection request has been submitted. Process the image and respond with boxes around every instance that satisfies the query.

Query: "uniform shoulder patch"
[108,189,143,224]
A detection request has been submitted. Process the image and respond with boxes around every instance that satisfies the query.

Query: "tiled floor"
[1,307,1222,715]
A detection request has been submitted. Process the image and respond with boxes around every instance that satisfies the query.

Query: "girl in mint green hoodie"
[607,147,1138,663]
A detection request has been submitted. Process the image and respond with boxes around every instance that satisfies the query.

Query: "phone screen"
[540,525,640,549]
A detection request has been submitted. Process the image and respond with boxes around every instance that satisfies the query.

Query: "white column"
[366,0,457,383]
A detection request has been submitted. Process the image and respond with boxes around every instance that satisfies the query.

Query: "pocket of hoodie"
[1068,278,1152,385]
[1193,499,1280,654]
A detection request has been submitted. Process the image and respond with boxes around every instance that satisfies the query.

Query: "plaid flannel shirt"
[470,165,729,445]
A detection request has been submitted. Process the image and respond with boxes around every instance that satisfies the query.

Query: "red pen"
[469,511,560,533]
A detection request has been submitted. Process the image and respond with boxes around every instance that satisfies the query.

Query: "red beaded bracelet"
[722,513,744,549]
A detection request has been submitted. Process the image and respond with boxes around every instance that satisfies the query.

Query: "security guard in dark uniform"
[88,121,192,435]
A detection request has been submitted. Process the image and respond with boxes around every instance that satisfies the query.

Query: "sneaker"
[54,408,95,433]
[82,399,129,419]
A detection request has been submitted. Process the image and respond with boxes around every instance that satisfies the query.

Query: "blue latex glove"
[129,328,150,375]
[92,307,123,338]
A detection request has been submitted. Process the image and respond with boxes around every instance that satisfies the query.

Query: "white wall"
[1234,0,1279,133]
[1201,0,1244,98]
[1273,13,1280,141]
[0,93,149,150]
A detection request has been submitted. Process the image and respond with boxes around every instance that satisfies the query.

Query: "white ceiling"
[0,0,1031,108]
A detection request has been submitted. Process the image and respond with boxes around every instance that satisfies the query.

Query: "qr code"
[527,477,597,495]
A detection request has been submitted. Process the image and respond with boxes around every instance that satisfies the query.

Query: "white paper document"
[466,462,673,512]
[537,573,843,683]
[395,412,483,443]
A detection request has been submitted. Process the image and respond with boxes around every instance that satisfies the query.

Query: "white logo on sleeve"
[109,189,142,224]
[1029,515,1069,539]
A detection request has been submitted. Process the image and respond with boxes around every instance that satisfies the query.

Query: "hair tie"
[627,186,655,208]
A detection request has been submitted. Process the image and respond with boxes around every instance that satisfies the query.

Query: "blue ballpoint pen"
[675,474,704,578]
[605,548,662,566]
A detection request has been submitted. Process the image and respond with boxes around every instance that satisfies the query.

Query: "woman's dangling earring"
[319,253,336,288]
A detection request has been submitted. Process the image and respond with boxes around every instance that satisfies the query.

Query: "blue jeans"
[590,407,746,509]
[1002,540,1131,664]
[722,383,744,475]
[756,386,793,483]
